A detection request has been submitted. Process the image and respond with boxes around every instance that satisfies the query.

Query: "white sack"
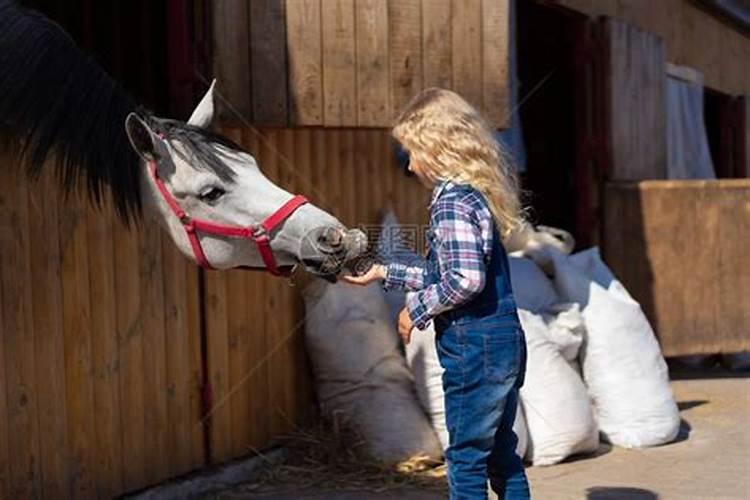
[405,317,529,459]
[552,248,680,448]
[518,310,599,466]
[303,281,443,463]
[666,73,716,179]
[508,255,559,313]
[543,303,586,362]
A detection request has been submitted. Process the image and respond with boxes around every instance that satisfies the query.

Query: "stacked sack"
[402,256,600,466]
[550,248,680,448]
[303,280,443,464]
[377,211,679,464]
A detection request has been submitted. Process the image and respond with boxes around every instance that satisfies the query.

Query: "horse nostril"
[321,227,343,248]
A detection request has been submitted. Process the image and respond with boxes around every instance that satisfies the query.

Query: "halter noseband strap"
[148,160,308,276]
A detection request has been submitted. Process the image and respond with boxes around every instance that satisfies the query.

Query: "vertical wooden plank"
[279,128,297,190]
[86,198,123,498]
[0,166,11,500]
[452,0,483,109]
[114,225,145,490]
[60,192,97,498]
[27,173,69,499]
[371,129,388,220]
[226,269,250,457]
[389,0,422,116]
[185,253,205,470]
[422,0,452,90]
[140,227,169,484]
[294,129,314,202]
[325,130,344,223]
[384,131,398,211]
[322,0,357,126]
[356,0,390,126]
[212,0,252,122]
[604,18,666,180]
[324,130,344,218]
[481,0,510,128]
[286,0,324,125]
[205,270,232,463]
[162,239,197,476]
[0,168,42,499]
[312,128,328,210]
[344,130,358,226]
[250,0,290,125]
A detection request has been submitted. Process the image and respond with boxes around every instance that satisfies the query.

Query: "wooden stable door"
[597,17,750,356]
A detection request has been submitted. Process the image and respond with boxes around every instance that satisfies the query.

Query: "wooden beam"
[286,0,323,125]
[322,0,357,126]
[356,0,390,126]
[250,0,290,126]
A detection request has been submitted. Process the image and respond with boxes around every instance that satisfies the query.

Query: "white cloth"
[666,75,716,179]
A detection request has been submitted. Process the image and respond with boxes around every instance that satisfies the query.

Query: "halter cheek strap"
[148,160,308,276]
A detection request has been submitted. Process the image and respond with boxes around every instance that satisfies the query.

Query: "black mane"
[0,1,245,223]
[146,115,241,184]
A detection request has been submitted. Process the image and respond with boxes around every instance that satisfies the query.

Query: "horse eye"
[199,186,225,203]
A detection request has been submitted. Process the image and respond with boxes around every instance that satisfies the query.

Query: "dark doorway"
[517,1,596,247]
[19,0,207,118]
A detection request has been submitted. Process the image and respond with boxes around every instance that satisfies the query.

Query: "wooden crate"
[603,180,750,356]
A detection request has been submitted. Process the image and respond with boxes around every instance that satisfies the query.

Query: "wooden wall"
[603,180,750,357]
[212,0,510,128]
[0,128,428,498]
[555,0,750,96]
[0,163,204,498]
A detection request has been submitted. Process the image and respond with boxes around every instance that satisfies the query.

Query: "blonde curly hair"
[392,88,522,237]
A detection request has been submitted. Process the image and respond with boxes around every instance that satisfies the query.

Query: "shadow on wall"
[586,486,659,499]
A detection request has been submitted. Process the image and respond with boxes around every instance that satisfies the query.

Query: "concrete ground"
[216,373,749,500]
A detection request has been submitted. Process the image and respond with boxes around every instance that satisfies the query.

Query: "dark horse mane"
[0,0,242,223]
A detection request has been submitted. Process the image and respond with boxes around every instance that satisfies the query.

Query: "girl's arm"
[405,195,490,330]
[343,246,437,289]
[382,251,437,292]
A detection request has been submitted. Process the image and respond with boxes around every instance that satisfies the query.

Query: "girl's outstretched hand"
[398,307,415,344]
[342,263,386,285]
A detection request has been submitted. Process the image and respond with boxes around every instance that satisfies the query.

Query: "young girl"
[344,88,530,499]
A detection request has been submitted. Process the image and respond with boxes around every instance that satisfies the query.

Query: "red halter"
[148,160,308,275]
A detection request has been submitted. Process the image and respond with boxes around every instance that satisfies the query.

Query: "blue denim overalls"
[428,219,530,500]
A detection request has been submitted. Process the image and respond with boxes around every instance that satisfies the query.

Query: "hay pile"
[236,417,447,495]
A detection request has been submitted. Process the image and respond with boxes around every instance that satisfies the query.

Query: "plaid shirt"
[384,181,494,330]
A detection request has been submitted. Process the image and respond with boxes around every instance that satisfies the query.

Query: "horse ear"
[125,113,159,161]
[187,79,216,128]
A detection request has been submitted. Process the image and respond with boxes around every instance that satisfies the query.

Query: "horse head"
[125,82,367,278]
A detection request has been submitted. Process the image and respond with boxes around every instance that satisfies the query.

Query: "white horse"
[0,1,366,278]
